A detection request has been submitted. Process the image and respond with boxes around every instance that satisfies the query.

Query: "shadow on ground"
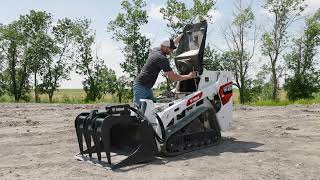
[151,137,264,165]
[114,137,264,172]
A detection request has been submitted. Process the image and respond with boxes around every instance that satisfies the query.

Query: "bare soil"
[0,103,319,180]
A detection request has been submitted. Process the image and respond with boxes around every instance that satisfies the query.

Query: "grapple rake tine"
[104,124,111,165]
[92,135,101,161]
[75,112,90,155]
[84,134,92,158]
[85,110,98,158]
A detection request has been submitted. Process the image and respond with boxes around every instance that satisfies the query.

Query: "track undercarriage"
[163,107,221,156]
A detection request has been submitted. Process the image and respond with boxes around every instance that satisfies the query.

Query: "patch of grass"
[247,100,292,106]
[34,89,119,104]
[294,94,320,105]
[0,94,14,102]
[1,89,319,106]
[0,89,122,104]
[247,92,320,106]
[232,88,240,104]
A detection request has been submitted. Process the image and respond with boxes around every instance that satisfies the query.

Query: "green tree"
[19,10,53,102]
[0,46,6,96]
[114,76,131,103]
[74,19,113,102]
[0,20,31,102]
[95,68,132,103]
[108,0,150,85]
[38,18,78,103]
[284,9,320,101]
[203,45,225,71]
[222,0,256,104]
[160,0,216,34]
[262,0,306,100]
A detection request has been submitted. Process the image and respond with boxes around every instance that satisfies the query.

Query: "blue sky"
[1,0,319,88]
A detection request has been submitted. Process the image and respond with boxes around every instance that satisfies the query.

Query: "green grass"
[0,89,125,104]
[0,88,319,106]
[246,92,320,106]
[247,100,291,106]
[0,94,14,102]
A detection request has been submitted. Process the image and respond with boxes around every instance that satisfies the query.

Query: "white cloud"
[306,0,320,7]
[148,4,164,21]
[143,32,155,40]
[207,9,222,22]
[259,8,273,17]
[96,39,124,76]
[304,0,320,14]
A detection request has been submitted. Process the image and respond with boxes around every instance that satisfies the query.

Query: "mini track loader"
[74,21,233,169]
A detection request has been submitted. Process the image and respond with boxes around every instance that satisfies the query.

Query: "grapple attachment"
[74,104,157,169]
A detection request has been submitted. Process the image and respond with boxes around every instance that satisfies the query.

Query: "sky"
[0,0,319,88]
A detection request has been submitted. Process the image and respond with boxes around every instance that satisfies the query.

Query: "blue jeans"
[133,83,156,107]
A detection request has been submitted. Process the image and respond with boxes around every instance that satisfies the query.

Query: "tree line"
[0,0,319,104]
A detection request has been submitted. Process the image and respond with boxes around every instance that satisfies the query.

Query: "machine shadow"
[151,137,264,165]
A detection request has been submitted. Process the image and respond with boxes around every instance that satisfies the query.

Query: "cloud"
[148,4,164,21]
[96,39,124,76]
[304,0,320,14]
[142,32,155,40]
[306,0,320,7]
[258,8,273,18]
[207,9,222,22]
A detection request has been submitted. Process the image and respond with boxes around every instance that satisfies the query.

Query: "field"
[0,103,319,180]
[1,89,320,106]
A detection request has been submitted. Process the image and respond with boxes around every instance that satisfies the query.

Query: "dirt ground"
[0,103,319,180]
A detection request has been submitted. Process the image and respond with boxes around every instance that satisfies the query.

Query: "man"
[133,35,197,106]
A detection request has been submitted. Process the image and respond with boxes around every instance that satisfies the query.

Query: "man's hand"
[188,71,197,79]
[164,70,197,81]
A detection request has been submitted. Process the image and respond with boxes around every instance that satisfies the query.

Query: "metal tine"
[75,113,89,155]
[85,110,98,158]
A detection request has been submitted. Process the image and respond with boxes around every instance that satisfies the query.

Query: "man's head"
[160,39,176,55]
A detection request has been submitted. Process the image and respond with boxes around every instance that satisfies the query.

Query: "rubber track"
[164,129,221,156]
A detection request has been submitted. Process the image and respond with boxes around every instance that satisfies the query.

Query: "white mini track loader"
[74,21,233,169]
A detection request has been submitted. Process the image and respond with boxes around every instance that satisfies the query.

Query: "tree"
[222,0,257,104]
[284,9,320,101]
[0,46,6,96]
[94,68,132,103]
[20,10,53,102]
[114,76,131,103]
[160,0,216,90]
[160,0,216,34]
[203,45,225,71]
[0,20,31,102]
[74,19,114,102]
[262,0,306,100]
[108,0,150,84]
[38,18,78,103]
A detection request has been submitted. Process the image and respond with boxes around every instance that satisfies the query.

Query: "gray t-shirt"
[135,47,172,89]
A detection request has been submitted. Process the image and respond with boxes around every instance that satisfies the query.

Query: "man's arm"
[164,71,196,82]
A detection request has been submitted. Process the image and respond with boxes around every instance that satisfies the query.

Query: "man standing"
[133,35,196,106]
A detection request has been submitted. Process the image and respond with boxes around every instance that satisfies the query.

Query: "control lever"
[193,67,199,90]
